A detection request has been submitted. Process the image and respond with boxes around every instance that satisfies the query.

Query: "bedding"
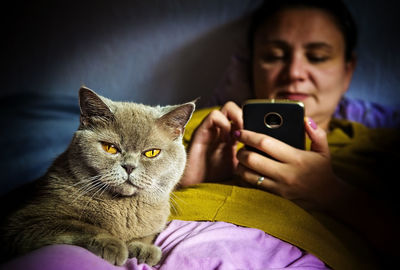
[0,220,328,270]
[169,184,381,270]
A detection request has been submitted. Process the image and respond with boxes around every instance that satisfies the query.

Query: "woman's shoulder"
[329,118,400,147]
[329,118,400,191]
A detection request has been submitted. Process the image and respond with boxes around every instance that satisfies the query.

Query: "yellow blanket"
[170,183,377,270]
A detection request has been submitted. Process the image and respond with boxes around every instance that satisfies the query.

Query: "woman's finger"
[236,147,283,181]
[304,117,330,157]
[194,110,234,144]
[201,110,231,131]
[220,101,244,130]
[236,163,279,194]
[236,129,300,163]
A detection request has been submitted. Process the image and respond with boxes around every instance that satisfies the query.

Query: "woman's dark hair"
[248,0,358,61]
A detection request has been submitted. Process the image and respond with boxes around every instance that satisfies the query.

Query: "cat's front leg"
[87,233,129,266]
[127,242,162,266]
[127,234,162,266]
[47,221,129,266]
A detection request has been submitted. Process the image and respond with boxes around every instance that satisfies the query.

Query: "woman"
[180,0,399,266]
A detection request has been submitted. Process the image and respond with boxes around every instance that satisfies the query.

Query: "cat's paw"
[88,234,129,266]
[127,241,162,266]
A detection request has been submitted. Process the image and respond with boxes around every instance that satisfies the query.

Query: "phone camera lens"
[264,112,283,128]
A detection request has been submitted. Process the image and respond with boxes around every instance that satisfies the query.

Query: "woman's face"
[252,8,356,130]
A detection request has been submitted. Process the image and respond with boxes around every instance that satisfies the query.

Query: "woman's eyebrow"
[258,40,290,49]
[259,40,333,50]
[305,42,334,52]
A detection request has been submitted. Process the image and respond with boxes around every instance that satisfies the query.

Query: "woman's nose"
[285,54,307,82]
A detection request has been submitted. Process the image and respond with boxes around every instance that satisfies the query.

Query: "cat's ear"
[79,86,114,127]
[157,101,196,140]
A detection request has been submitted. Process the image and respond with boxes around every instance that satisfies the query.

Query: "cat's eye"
[143,149,161,158]
[101,142,119,154]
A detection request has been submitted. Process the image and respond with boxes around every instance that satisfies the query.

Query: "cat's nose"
[122,164,136,175]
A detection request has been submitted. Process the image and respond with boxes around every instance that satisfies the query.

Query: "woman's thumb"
[304,117,330,157]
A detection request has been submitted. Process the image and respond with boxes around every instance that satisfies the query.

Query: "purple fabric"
[155,220,328,270]
[0,220,328,270]
[333,97,400,128]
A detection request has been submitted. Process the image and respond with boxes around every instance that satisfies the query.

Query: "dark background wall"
[2,0,400,106]
[344,0,400,105]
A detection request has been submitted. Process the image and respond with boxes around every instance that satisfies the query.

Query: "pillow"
[0,92,79,196]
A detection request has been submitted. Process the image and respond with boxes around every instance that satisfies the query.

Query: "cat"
[0,86,195,266]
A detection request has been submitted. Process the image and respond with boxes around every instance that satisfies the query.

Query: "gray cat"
[0,86,195,266]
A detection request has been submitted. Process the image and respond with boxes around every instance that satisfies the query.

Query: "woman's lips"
[277,93,309,101]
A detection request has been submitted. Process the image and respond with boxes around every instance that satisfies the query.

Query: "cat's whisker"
[76,179,101,192]
[77,181,110,219]
[76,178,104,194]
[153,185,180,213]
[152,184,164,194]
[137,173,156,188]
[70,183,97,201]
[70,172,115,202]
[70,180,88,188]
[84,174,103,182]
[168,190,185,213]
[90,182,108,199]
[170,191,187,204]
[77,173,114,214]
[136,175,151,185]
[98,183,110,198]
[169,196,180,215]
[73,173,107,187]
[70,177,96,189]
[138,172,152,180]
[170,192,187,213]
[140,176,152,182]
[71,174,104,187]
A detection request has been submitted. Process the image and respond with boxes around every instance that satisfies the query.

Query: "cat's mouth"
[111,181,142,197]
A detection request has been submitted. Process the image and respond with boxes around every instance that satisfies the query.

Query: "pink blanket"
[1,220,328,270]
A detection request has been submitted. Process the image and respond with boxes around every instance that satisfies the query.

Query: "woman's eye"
[143,149,161,158]
[101,142,118,154]
[307,54,329,63]
[261,52,286,63]
[257,46,287,63]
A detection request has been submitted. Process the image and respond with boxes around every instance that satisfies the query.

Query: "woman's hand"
[180,102,243,186]
[237,117,400,257]
[235,117,343,210]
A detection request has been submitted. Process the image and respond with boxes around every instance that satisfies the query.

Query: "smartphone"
[242,99,305,156]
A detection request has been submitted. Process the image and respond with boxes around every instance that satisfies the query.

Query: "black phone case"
[243,100,305,155]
